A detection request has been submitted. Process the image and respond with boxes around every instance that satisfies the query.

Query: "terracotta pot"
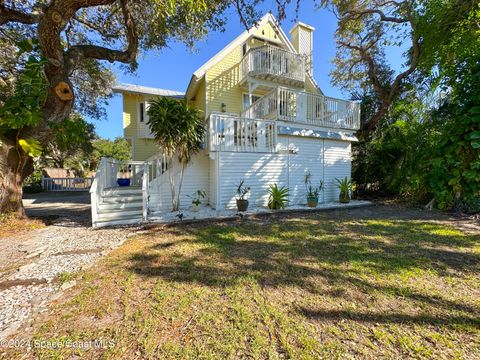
[191,203,200,212]
[236,199,249,212]
[307,196,318,208]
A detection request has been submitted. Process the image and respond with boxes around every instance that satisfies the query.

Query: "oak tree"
[0,0,260,215]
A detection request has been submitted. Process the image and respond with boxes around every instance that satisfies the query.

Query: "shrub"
[267,183,289,210]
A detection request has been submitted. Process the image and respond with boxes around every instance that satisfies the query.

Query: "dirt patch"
[51,249,104,256]
[0,278,48,291]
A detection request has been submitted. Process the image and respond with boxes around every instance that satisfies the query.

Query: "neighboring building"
[92,13,360,227]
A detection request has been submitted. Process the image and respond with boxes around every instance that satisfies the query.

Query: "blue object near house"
[117,178,131,187]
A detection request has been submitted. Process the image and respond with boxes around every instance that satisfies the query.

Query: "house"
[90,13,360,227]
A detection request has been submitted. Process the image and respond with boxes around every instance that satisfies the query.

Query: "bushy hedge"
[353,65,480,213]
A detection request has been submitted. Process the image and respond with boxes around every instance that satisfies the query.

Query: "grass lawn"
[10,205,480,359]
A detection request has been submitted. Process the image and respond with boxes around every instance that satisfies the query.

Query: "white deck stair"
[95,186,143,227]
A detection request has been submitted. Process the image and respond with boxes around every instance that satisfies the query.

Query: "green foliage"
[45,114,96,170]
[267,184,289,210]
[18,138,42,158]
[188,190,206,206]
[417,1,480,89]
[0,55,47,133]
[336,177,352,195]
[92,137,131,162]
[147,97,205,163]
[304,171,323,198]
[23,169,43,194]
[147,96,206,211]
[236,179,251,200]
[353,64,480,212]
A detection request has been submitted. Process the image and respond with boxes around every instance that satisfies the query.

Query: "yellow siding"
[256,22,281,42]
[204,21,322,117]
[205,22,292,116]
[123,93,158,161]
[206,43,243,115]
[194,79,206,116]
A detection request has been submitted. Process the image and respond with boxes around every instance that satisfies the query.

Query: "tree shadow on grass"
[126,209,480,328]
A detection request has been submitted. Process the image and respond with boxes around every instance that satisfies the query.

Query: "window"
[242,94,261,110]
[138,102,151,123]
[139,102,145,122]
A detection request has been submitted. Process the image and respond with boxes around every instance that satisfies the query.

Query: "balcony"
[209,114,277,153]
[240,45,305,87]
[242,87,361,131]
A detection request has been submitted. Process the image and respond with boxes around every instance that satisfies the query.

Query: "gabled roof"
[112,83,184,98]
[186,13,322,99]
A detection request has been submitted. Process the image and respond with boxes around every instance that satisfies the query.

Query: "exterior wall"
[148,151,210,212]
[123,93,158,161]
[209,157,217,208]
[194,78,207,115]
[218,136,352,209]
[206,44,243,115]
[205,22,288,116]
[323,140,351,201]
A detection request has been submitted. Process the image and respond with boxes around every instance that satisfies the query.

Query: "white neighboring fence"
[42,176,94,191]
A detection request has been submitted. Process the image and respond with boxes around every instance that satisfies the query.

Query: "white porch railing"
[90,157,148,225]
[241,45,305,83]
[242,87,361,130]
[209,114,276,153]
[42,177,93,191]
[90,157,108,227]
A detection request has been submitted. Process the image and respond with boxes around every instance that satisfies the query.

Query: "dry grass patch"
[6,206,480,359]
[0,213,45,239]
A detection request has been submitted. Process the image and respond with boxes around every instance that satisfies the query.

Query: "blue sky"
[92,1,404,139]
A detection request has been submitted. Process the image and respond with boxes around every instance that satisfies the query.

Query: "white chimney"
[289,22,315,75]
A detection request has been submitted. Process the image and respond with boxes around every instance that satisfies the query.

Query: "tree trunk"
[176,162,186,212]
[0,135,34,216]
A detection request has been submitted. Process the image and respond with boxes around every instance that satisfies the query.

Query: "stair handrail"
[241,88,277,119]
[90,157,108,227]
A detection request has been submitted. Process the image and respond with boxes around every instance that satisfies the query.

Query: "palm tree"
[147,97,205,211]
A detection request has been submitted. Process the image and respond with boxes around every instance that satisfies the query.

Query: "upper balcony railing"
[240,45,305,85]
[242,87,361,131]
[209,114,277,153]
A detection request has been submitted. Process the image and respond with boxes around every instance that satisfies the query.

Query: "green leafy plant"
[267,183,289,210]
[336,177,352,203]
[236,179,251,200]
[188,190,206,206]
[147,97,205,211]
[304,171,324,199]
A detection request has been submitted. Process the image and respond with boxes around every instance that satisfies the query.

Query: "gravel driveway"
[0,193,144,338]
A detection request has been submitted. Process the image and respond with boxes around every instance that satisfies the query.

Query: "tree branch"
[65,0,137,73]
[344,8,408,24]
[0,3,39,25]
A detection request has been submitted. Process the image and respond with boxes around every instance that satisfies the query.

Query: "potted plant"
[335,176,352,203]
[236,179,251,212]
[188,190,206,212]
[304,171,324,208]
[267,183,289,210]
[117,178,130,187]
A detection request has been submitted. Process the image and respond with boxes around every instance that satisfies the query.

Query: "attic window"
[242,43,247,56]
